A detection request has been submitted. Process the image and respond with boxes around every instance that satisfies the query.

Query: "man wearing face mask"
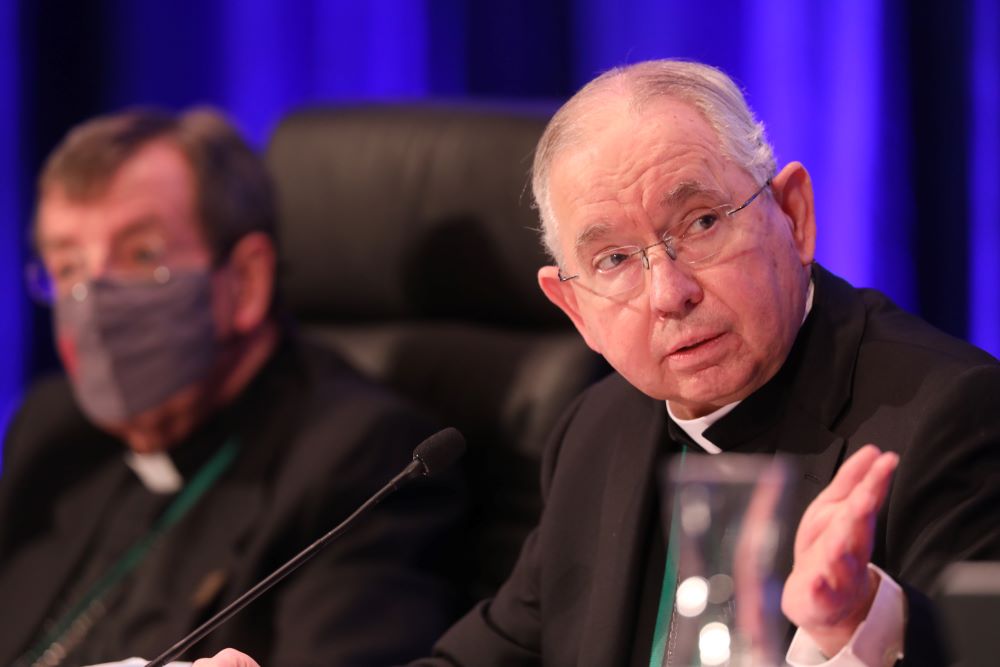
[0,108,466,667]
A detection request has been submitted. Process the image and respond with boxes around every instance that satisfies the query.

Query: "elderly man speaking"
[196,60,999,667]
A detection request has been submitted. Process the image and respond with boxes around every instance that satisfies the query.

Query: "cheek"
[586,301,641,347]
[719,265,802,364]
[56,334,79,377]
[584,306,661,376]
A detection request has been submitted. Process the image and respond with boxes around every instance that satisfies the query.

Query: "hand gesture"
[192,648,261,667]
[781,445,898,657]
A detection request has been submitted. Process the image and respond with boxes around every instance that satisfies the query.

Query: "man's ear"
[769,161,816,266]
[222,232,277,334]
[538,265,603,354]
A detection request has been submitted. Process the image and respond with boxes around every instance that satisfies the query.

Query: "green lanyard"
[648,445,687,667]
[17,437,240,667]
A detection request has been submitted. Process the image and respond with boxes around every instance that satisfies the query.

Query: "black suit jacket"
[415,265,1000,667]
[0,338,466,666]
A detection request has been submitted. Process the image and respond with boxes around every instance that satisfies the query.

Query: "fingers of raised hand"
[797,447,897,552]
[847,451,898,517]
[816,445,883,503]
[192,648,261,667]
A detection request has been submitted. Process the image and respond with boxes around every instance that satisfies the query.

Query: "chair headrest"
[266,104,567,329]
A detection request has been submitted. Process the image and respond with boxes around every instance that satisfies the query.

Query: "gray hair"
[532,60,777,264]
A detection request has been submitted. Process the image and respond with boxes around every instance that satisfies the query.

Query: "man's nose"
[81,246,113,281]
[644,245,703,318]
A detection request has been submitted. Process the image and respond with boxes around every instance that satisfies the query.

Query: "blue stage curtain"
[0,1,24,445]
[970,0,1000,356]
[5,0,999,431]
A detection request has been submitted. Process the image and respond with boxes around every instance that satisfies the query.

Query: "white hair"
[532,60,777,264]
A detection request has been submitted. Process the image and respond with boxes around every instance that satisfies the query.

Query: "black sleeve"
[886,364,1000,666]
[901,584,950,667]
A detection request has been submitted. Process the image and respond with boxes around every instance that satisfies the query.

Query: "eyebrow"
[573,221,617,259]
[568,180,730,262]
[37,236,78,253]
[38,216,164,253]
[662,180,728,207]
[113,216,163,241]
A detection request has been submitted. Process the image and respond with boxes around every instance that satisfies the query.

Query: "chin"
[112,407,187,454]
[658,367,758,411]
[90,415,129,435]
[123,429,176,454]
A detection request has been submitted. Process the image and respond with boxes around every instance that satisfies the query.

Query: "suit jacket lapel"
[771,407,845,577]
[156,348,302,632]
[578,390,668,667]
[764,265,870,558]
[152,465,265,633]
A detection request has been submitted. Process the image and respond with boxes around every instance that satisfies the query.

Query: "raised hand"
[781,445,899,657]
[191,648,261,667]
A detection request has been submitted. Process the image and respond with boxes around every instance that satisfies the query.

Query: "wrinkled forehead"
[551,97,733,190]
[559,93,723,159]
[36,142,204,249]
[547,100,742,242]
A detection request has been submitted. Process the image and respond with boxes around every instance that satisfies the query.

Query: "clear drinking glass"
[659,453,792,667]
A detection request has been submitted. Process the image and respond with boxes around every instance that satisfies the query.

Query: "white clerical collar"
[666,401,737,453]
[124,450,183,494]
[665,278,815,453]
[803,276,815,323]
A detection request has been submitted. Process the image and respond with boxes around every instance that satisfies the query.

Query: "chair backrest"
[266,104,607,602]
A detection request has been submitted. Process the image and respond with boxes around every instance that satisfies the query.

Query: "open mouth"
[670,332,725,356]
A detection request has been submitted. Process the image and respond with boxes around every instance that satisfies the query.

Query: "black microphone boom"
[412,427,466,476]
[145,427,466,667]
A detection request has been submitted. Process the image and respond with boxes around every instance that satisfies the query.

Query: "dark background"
[1,0,997,436]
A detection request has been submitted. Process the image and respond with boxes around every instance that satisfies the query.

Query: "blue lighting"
[217,0,439,146]
[4,0,1000,437]
[970,0,1000,358]
[0,0,23,451]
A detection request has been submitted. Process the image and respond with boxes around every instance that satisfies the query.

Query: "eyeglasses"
[26,239,174,305]
[558,179,771,298]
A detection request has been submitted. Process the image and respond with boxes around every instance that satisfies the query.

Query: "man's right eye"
[594,249,635,273]
[50,261,83,284]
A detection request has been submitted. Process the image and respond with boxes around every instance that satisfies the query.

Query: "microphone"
[145,427,466,667]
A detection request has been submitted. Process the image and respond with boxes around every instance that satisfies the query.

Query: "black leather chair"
[265,104,608,603]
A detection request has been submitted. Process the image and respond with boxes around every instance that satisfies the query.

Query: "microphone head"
[413,427,466,476]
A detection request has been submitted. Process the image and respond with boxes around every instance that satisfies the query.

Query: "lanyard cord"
[648,444,687,667]
[17,437,240,667]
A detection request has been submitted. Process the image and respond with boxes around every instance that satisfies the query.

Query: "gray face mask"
[53,270,218,424]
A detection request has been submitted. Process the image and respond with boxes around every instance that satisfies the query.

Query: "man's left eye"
[131,247,162,264]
